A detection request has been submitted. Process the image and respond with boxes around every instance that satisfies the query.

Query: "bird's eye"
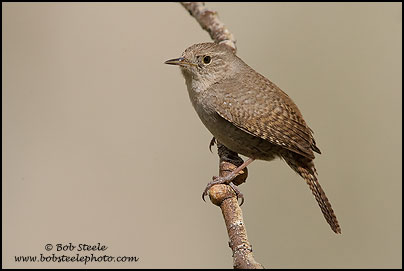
[203,55,211,64]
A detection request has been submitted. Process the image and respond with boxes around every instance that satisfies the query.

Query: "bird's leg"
[202,158,255,204]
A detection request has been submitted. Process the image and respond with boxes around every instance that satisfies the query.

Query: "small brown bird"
[165,42,341,234]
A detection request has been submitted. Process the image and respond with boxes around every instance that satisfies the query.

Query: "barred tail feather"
[282,152,341,234]
[300,168,341,234]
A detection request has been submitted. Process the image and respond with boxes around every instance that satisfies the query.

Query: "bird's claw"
[229,182,245,206]
[209,137,216,153]
[202,176,245,205]
[202,176,226,202]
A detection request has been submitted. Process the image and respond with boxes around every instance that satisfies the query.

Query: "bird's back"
[206,59,320,160]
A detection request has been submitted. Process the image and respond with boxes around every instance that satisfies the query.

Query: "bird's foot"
[202,173,244,205]
[229,182,244,206]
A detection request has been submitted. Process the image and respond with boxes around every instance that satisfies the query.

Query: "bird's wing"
[210,75,319,159]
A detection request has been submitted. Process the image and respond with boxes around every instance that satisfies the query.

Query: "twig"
[209,185,264,269]
[209,143,264,269]
[180,2,237,52]
[179,2,264,268]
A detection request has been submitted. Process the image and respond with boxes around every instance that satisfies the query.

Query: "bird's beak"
[164,57,184,65]
[164,57,196,67]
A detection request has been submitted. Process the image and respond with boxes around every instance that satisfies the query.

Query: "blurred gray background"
[2,2,402,268]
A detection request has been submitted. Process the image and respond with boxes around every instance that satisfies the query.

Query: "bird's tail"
[299,166,341,234]
[282,153,341,234]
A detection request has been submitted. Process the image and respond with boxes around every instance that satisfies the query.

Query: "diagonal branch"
[180,2,237,52]
[179,2,264,269]
[209,143,264,269]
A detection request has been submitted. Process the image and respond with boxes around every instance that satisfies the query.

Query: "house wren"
[165,42,341,234]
